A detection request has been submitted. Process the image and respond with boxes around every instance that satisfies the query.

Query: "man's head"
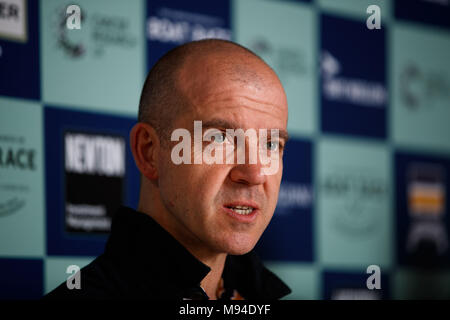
[131,39,288,256]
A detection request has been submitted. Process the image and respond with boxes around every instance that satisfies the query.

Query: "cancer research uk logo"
[320,14,387,139]
[64,131,126,233]
[50,3,137,58]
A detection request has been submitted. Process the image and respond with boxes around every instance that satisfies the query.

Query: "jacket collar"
[105,206,291,299]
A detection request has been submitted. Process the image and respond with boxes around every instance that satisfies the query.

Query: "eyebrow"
[201,118,290,142]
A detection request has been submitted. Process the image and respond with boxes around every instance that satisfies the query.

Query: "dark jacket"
[44,206,291,300]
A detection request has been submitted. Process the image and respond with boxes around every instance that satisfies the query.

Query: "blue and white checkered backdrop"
[1,0,450,299]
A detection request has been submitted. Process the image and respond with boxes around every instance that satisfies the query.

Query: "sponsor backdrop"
[0,0,449,299]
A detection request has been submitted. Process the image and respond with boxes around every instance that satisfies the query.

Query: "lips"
[222,201,260,222]
[226,205,254,215]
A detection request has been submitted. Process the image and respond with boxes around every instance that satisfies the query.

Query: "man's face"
[157,58,288,255]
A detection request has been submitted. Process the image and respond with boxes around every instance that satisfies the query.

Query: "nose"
[230,141,267,185]
[229,161,267,186]
[227,134,272,186]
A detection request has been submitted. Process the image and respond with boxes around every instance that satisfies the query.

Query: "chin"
[226,246,253,256]
[220,234,259,255]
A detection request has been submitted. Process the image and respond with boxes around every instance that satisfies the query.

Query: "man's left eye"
[267,141,279,151]
[212,132,227,143]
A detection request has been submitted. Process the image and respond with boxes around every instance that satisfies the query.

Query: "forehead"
[177,54,288,129]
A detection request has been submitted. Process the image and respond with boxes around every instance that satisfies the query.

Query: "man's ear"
[130,122,159,180]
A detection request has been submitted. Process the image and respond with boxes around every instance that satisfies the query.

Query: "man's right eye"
[212,132,226,143]
[204,129,231,145]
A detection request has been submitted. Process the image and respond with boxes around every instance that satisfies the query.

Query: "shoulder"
[225,252,291,300]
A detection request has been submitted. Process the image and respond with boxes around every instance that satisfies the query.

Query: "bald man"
[45,39,291,300]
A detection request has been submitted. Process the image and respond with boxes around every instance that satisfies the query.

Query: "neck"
[199,253,227,300]
[138,182,228,300]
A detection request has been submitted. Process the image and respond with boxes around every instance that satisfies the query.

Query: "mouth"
[222,201,260,222]
[226,205,255,215]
